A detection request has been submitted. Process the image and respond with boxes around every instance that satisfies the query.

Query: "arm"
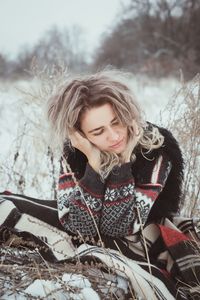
[57,163,105,237]
[57,130,105,236]
[100,154,172,237]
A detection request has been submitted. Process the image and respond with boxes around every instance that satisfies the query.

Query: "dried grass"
[159,72,200,216]
[0,245,132,299]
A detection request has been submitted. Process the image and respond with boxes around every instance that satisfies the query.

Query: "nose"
[107,127,119,142]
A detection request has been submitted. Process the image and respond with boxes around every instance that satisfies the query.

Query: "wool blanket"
[0,193,200,300]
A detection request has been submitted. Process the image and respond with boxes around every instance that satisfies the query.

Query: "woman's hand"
[69,131,101,172]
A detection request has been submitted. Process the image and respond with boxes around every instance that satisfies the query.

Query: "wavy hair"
[47,70,164,178]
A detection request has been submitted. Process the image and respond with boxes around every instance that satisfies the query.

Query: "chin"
[112,148,125,155]
[103,146,125,154]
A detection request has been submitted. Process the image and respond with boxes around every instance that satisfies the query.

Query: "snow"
[24,279,62,298]
[19,273,128,300]
[0,86,20,156]
[128,75,181,124]
[81,288,100,300]
[62,273,91,288]
[116,276,129,294]
[3,274,101,300]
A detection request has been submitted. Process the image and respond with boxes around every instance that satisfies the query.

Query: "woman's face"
[80,103,128,154]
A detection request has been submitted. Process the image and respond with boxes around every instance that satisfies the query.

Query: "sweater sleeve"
[100,154,172,237]
[57,163,105,236]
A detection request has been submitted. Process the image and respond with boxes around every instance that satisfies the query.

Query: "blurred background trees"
[0,25,88,80]
[93,0,200,78]
[0,0,199,80]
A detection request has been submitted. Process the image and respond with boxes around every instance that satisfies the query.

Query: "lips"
[110,138,124,149]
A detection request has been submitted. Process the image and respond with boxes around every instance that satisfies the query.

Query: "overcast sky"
[0,0,129,59]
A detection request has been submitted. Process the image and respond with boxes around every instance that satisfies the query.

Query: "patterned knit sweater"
[57,126,183,237]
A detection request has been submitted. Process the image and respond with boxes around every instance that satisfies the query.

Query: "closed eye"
[90,118,119,136]
[93,129,104,136]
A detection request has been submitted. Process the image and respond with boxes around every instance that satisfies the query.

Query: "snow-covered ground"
[3,273,100,300]
[2,271,129,300]
[128,75,181,123]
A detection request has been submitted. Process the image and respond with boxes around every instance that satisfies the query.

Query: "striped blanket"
[0,192,200,300]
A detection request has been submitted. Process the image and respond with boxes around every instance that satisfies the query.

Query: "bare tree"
[93,0,200,78]
[12,25,88,78]
[0,53,10,78]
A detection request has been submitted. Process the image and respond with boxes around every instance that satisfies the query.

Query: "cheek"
[87,135,106,149]
[89,136,103,144]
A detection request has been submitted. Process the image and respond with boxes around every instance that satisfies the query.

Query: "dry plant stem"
[62,156,104,246]
[160,73,200,217]
[47,146,57,199]
[113,240,138,299]
[135,206,158,300]
[1,246,129,299]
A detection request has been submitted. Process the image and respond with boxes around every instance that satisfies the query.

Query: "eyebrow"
[88,117,117,133]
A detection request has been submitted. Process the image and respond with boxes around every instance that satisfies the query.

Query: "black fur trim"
[133,125,184,222]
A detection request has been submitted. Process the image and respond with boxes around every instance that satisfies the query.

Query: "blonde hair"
[47,70,164,178]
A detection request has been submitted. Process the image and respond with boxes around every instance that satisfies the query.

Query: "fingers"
[69,131,87,148]
[68,130,95,159]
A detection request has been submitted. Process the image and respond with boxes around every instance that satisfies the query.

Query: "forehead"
[80,103,116,131]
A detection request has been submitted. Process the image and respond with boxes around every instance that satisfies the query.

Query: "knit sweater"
[57,126,183,237]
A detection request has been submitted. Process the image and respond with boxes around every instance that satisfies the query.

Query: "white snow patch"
[20,273,100,300]
[117,275,129,294]
[81,287,100,300]
[62,273,91,288]
[24,279,62,298]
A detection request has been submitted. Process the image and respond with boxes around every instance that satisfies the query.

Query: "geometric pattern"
[58,155,172,237]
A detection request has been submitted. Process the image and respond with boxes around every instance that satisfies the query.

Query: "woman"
[47,70,183,237]
[1,70,199,299]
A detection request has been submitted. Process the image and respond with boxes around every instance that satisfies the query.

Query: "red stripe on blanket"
[160,268,171,279]
[2,190,12,195]
[159,225,190,247]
